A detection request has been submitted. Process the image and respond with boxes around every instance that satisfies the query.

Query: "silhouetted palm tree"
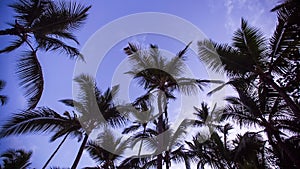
[120,119,192,169]
[0,149,32,169]
[198,16,300,119]
[85,128,130,169]
[60,74,127,169]
[123,42,211,169]
[222,84,300,167]
[0,0,91,109]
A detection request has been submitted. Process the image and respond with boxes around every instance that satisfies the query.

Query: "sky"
[0,0,278,168]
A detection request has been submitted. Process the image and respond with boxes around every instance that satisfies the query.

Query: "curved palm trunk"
[42,133,69,169]
[71,133,89,169]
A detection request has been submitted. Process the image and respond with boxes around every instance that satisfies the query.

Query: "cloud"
[224,0,234,15]
[223,0,277,36]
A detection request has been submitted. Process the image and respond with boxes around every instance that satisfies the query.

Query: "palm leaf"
[9,0,52,26]
[232,18,267,62]
[16,50,43,110]
[0,107,80,138]
[31,1,91,32]
[35,35,80,58]
[0,38,25,53]
[122,124,141,134]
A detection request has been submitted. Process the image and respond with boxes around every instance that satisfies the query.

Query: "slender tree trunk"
[157,92,164,169]
[165,151,170,169]
[138,126,147,157]
[71,133,89,169]
[42,133,69,169]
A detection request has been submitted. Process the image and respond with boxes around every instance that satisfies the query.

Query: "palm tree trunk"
[157,92,164,169]
[71,133,89,169]
[42,133,69,169]
[165,151,170,169]
[138,126,147,157]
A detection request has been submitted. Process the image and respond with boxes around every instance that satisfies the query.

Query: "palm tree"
[85,128,130,169]
[0,0,91,110]
[197,16,300,119]
[0,149,32,169]
[0,80,8,106]
[185,132,232,169]
[60,74,127,169]
[120,120,192,169]
[222,84,300,167]
[186,102,233,169]
[0,107,83,168]
[123,42,212,169]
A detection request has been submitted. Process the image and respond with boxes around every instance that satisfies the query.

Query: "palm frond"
[269,4,300,75]
[35,35,80,58]
[170,146,191,169]
[9,0,52,26]
[16,50,43,110]
[175,77,199,95]
[85,141,108,165]
[0,107,80,138]
[32,1,91,32]
[122,124,141,134]
[0,38,25,53]
[197,39,224,72]
[222,104,261,128]
[232,18,267,63]
[165,43,191,77]
[198,40,250,76]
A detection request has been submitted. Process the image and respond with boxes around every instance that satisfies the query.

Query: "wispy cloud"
[223,0,277,37]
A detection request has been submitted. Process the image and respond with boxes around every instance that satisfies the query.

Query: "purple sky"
[0,0,278,168]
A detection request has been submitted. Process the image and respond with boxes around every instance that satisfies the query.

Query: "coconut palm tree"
[119,119,192,169]
[84,128,130,169]
[185,131,232,169]
[197,15,300,119]
[186,102,234,169]
[222,83,300,167]
[123,42,214,169]
[0,80,8,106]
[0,149,32,169]
[60,74,127,169]
[0,74,127,169]
[0,0,91,110]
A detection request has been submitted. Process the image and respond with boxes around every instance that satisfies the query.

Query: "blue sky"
[0,0,278,168]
